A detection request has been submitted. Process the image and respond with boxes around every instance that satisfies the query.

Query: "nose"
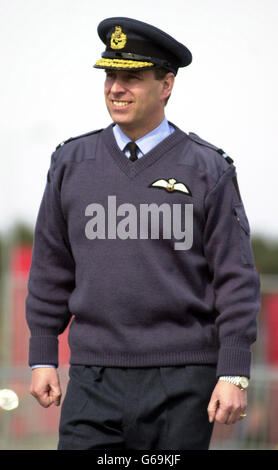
[109,78,126,95]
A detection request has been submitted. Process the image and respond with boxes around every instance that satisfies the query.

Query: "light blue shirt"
[113,117,175,158]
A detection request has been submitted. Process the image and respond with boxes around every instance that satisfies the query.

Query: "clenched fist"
[30,367,62,408]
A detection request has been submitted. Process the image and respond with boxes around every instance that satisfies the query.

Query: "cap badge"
[111,26,127,50]
[150,178,192,196]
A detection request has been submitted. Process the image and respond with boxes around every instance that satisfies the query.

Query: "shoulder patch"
[216,148,234,165]
[188,132,234,165]
[55,128,103,151]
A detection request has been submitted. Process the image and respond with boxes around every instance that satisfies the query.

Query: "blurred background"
[0,0,278,450]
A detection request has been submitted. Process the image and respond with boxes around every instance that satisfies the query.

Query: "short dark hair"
[153,68,172,105]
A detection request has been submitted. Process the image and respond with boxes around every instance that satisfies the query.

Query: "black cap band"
[102,51,177,74]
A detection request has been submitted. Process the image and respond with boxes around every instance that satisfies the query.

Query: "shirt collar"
[112,117,174,155]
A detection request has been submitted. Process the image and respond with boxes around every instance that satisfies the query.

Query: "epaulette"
[188,132,234,165]
[55,128,103,151]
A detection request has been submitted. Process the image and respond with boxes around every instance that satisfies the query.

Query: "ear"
[160,73,175,102]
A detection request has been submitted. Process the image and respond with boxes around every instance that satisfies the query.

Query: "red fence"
[10,244,70,366]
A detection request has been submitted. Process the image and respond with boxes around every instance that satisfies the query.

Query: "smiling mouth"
[112,100,132,108]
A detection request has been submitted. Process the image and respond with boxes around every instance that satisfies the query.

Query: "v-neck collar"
[102,122,187,179]
[112,117,174,158]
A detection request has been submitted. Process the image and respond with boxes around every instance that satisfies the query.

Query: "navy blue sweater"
[26,123,260,377]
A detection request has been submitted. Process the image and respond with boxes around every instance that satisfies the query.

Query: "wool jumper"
[26,122,260,377]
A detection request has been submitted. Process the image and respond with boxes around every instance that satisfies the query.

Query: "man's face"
[104,69,173,140]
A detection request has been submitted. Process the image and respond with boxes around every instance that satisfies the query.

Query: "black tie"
[125,141,138,162]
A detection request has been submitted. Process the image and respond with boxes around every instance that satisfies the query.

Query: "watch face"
[239,377,249,389]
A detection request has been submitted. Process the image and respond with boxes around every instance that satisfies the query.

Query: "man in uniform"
[26,17,260,450]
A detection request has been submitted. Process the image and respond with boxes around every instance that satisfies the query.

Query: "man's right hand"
[30,367,62,408]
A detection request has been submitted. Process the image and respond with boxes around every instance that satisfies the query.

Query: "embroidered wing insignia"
[150,178,192,196]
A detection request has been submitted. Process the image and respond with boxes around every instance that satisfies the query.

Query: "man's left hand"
[207,380,247,425]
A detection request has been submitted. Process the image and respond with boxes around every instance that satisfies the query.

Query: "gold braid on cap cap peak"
[95,58,154,69]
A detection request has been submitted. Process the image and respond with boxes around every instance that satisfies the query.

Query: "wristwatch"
[219,376,249,390]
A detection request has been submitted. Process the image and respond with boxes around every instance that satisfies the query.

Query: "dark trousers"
[58,364,217,450]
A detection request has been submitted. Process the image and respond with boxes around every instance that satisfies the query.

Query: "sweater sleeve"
[26,152,75,367]
[203,165,260,378]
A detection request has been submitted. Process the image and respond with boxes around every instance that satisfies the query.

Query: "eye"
[105,71,116,79]
[126,73,141,80]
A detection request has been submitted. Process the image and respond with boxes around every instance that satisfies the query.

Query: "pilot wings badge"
[150,178,192,196]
